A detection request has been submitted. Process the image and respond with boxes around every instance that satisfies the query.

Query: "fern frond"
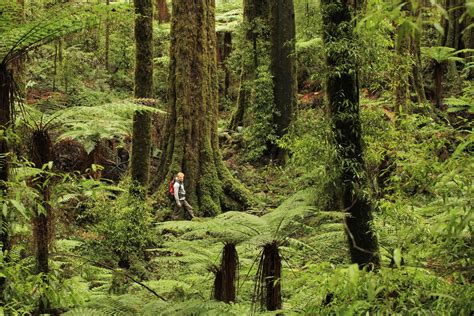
[0,3,100,64]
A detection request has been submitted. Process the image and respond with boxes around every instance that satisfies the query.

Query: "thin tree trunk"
[30,130,53,314]
[105,0,110,71]
[156,0,250,215]
[257,242,281,311]
[130,0,153,189]
[214,243,238,303]
[434,63,443,109]
[321,0,380,269]
[229,0,264,130]
[0,64,12,302]
[268,0,296,162]
[223,32,232,99]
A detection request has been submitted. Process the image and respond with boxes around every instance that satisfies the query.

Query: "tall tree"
[229,0,296,162]
[394,1,427,111]
[104,0,110,71]
[130,0,153,189]
[268,0,296,162]
[156,0,250,216]
[321,0,380,269]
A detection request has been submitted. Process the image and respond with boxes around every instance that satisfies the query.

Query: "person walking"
[172,172,195,219]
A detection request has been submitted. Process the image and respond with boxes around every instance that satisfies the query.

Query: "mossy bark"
[394,2,426,112]
[105,0,110,71]
[156,0,251,216]
[229,0,268,130]
[229,0,295,162]
[217,31,232,105]
[440,0,466,91]
[131,0,153,189]
[321,0,380,269]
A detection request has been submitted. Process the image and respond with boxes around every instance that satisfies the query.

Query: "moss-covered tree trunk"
[321,0,380,269]
[268,0,296,162]
[440,0,466,93]
[155,0,170,24]
[130,0,153,189]
[156,0,250,216]
[394,2,426,111]
[229,0,268,130]
[217,31,233,105]
[105,0,110,71]
[229,0,295,162]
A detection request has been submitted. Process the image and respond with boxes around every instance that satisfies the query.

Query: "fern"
[0,2,99,65]
[18,100,164,154]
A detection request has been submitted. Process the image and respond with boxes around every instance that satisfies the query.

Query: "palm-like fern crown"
[0,1,98,65]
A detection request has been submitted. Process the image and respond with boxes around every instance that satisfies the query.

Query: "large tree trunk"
[155,0,170,24]
[321,0,380,269]
[157,0,250,216]
[130,0,153,189]
[268,0,296,162]
[30,130,53,314]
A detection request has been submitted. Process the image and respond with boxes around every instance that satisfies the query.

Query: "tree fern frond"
[62,308,107,316]
[0,3,99,64]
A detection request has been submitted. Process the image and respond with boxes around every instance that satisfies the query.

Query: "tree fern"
[0,2,99,65]
[18,100,164,154]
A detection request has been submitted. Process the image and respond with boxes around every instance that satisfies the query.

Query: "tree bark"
[156,0,250,216]
[268,0,296,162]
[394,1,427,111]
[229,0,267,130]
[131,0,153,189]
[155,0,170,23]
[105,0,110,71]
[321,0,380,269]
[30,130,53,314]
[229,0,295,162]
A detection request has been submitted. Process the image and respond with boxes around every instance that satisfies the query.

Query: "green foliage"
[288,263,473,314]
[89,185,154,273]
[244,65,277,162]
[18,100,163,154]
[422,46,465,64]
[0,2,98,64]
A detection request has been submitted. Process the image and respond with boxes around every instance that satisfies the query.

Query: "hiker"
[171,172,195,219]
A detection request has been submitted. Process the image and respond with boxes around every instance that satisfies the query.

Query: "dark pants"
[174,199,195,219]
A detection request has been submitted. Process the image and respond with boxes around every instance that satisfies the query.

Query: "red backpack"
[168,178,175,197]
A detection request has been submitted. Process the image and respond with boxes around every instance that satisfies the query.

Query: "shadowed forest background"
[0,0,473,314]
